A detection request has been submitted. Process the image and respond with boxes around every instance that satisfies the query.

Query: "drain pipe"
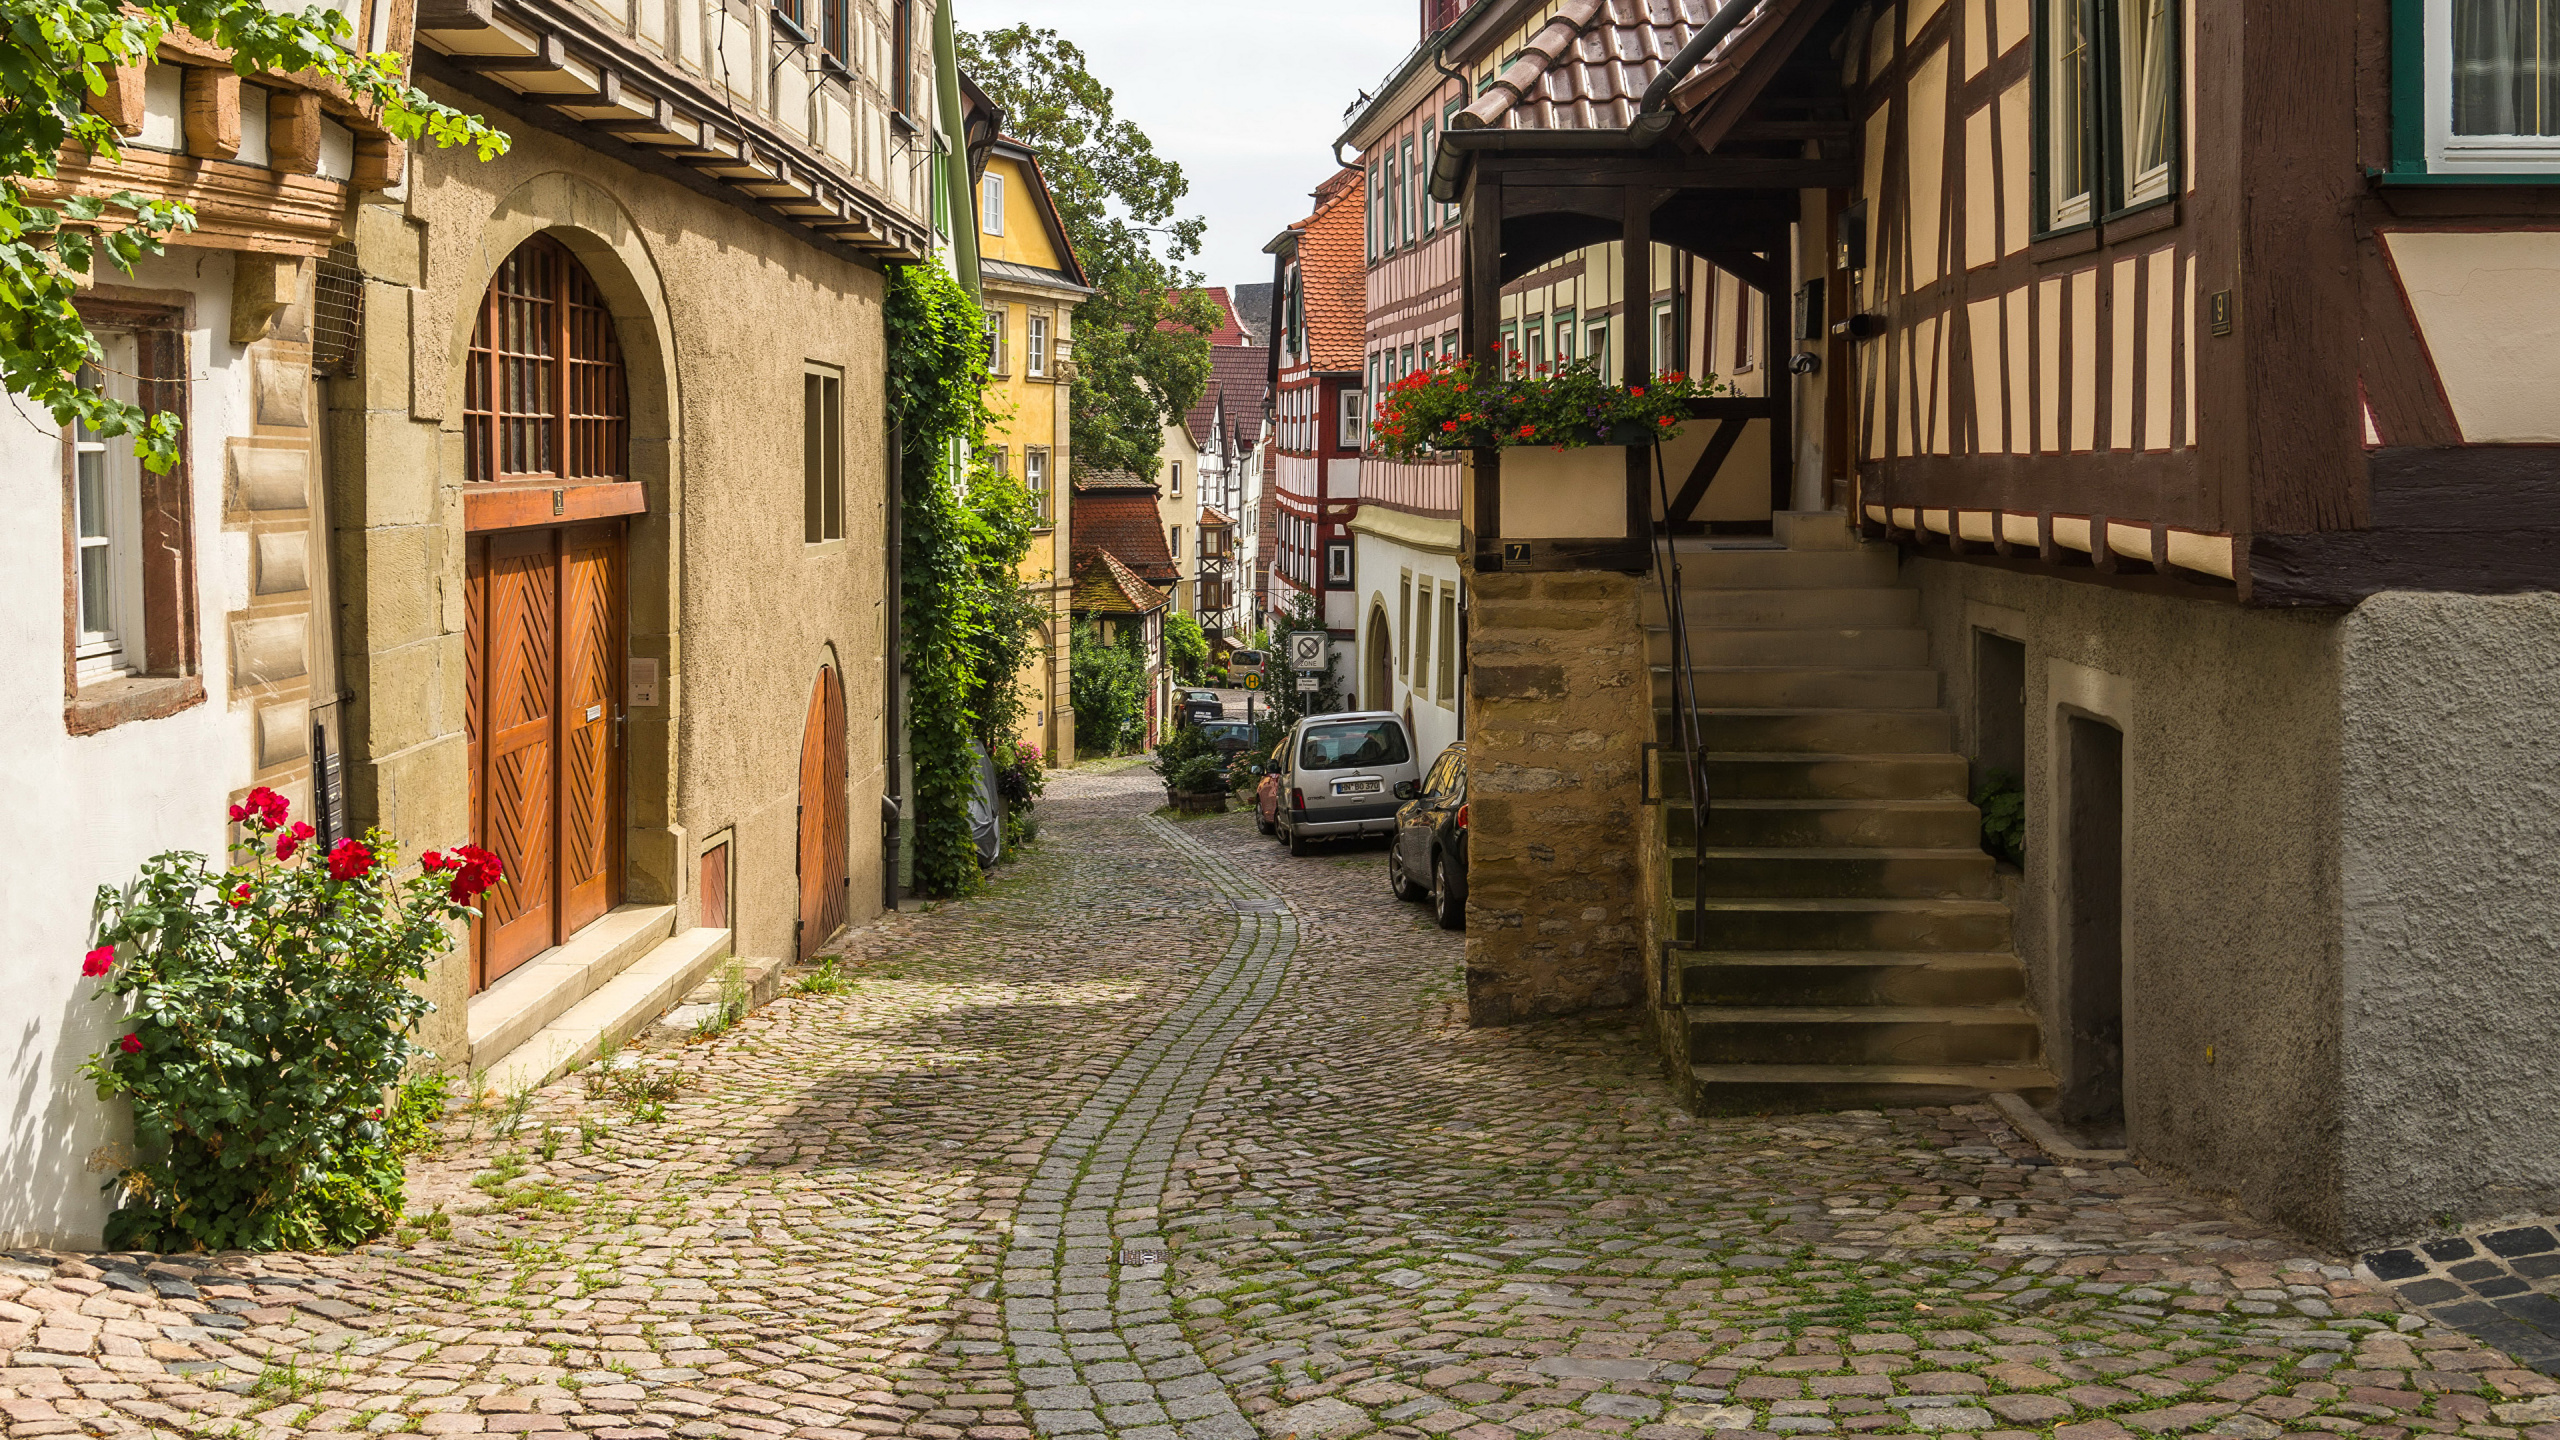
[1627,0,1771,147]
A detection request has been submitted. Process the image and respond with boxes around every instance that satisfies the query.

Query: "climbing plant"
[885,259,1041,896]
[1069,617,1145,755]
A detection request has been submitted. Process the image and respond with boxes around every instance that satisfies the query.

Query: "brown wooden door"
[797,665,848,959]
[478,530,559,984]
[466,522,625,990]
[557,523,623,936]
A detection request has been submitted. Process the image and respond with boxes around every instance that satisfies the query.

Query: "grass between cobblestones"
[0,765,2550,1440]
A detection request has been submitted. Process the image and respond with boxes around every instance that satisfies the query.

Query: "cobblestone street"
[5,764,2558,1440]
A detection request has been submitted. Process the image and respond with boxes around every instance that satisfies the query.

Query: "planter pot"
[1497,444,1633,540]
[1167,788,1228,814]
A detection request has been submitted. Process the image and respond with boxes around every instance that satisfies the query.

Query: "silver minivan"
[1275,711,1421,856]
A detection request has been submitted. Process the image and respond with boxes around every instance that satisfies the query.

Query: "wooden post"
[181,67,241,161]
[1623,184,1653,547]
[1467,169,1504,564]
[268,90,323,175]
[87,64,146,137]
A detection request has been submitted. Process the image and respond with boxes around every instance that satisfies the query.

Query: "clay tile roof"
[1071,468,1157,493]
[1463,0,1781,133]
[1184,344,1272,448]
[1071,489,1179,586]
[1198,506,1233,528]
[1169,287,1250,346]
[1295,170,1367,372]
[1072,550,1168,616]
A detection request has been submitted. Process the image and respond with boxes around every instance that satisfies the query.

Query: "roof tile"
[1460,0,1798,134]
[1070,489,1179,586]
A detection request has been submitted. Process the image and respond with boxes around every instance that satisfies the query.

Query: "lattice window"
[465,235,629,484]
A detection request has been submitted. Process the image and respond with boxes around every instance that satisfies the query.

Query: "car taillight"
[1290,788,1306,811]
[1455,803,1468,830]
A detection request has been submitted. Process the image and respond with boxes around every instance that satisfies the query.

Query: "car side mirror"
[1393,780,1419,800]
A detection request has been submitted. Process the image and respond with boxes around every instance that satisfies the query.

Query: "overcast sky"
[956,0,1418,294]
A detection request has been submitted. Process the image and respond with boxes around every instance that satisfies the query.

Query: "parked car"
[1197,719,1257,757]
[1253,738,1288,834]
[1388,744,1467,930]
[1271,711,1420,857]
[1179,689,1225,726]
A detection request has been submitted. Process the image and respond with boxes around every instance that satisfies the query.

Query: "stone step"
[1647,626,1930,669]
[466,903,679,1072]
[1671,846,1998,899]
[1674,895,2013,951]
[1686,1004,2044,1066]
[1662,546,1902,590]
[476,926,734,1092]
[1655,752,1970,801]
[1677,950,2029,1007]
[1672,797,1982,849]
[1659,665,1941,710]
[1662,707,1955,754]
[1689,1061,2058,1114]
[1641,585,1921,629]
[1772,510,1862,550]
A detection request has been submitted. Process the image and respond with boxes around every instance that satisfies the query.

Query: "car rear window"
[1298,720,1410,771]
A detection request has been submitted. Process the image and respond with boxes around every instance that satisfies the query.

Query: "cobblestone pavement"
[4,764,2557,1440]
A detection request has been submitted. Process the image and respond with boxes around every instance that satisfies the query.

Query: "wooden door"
[797,665,849,959]
[479,530,560,983]
[557,522,623,936]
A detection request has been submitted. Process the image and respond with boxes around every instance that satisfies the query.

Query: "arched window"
[464,234,628,484]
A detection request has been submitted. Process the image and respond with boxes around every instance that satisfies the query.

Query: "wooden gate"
[465,522,625,989]
[797,664,849,959]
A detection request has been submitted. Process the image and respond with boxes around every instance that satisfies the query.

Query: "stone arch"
[1364,601,1393,712]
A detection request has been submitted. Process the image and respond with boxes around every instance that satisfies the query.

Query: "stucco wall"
[2338,591,2560,1243]
[340,85,891,1068]
[1903,558,2349,1240]
[1350,529,1462,772]
[0,252,262,1248]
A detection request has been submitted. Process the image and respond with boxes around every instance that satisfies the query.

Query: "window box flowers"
[1368,354,1722,464]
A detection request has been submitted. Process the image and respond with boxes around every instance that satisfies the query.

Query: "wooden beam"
[268,89,321,174]
[87,64,145,137]
[446,34,567,71]
[464,480,646,533]
[352,136,404,190]
[182,67,242,161]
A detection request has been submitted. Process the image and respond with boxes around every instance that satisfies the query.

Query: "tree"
[1069,618,1145,755]
[4,0,506,471]
[956,25,1222,479]
[1261,592,1344,737]
[1163,610,1209,684]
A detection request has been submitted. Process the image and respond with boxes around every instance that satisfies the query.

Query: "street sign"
[1295,676,1318,692]
[1289,632,1326,671]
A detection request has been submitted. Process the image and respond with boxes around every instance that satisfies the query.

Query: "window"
[1436,587,1458,706]
[2038,0,2183,227]
[1027,313,1049,377]
[1026,447,1050,521]
[1553,310,1577,365]
[1411,581,1433,699]
[890,0,914,114]
[1368,159,1383,260]
[1325,541,1352,586]
[1586,322,1609,383]
[2423,0,2560,171]
[1384,149,1401,253]
[804,365,843,543]
[1402,137,1419,245]
[1441,98,1465,223]
[71,341,140,680]
[1298,718,1410,771]
[981,172,1006,235]
[1420,124,1437,233]
[1499,322,1518,376]
[1171,525,1182,560]
[1397,571,1412,679]
[1441,328,1459,359]
[464,234,630,483]
[1400,344,1417,378]
[1526,320,1548,372]
[986,445,1009,475]
[1340,388,1366,448]
[61,304,199,708]
[1655,303,1679,377]
[819,0,846,68]
[1169,461,1182,497]
[982,305,1007,375]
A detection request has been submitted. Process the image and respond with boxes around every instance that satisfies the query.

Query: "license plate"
[1338,779,1381,795]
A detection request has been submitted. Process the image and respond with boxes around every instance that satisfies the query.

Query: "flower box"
[1166,788,1228,814]
[1369,353,1722,465]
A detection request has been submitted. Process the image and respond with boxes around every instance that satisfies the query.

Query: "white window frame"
[1027,312,1049,377]
[981,172,1006,235]
[1339,388,1366,448]
[1171,524,1182,561]
[72,336,142,681]
[2117,0,2178,204]
[1169,461,1182,498]
[1326,541,1352,586]
[1026,446,1050,520]
[2427,0,2560,171]
[2046,0,2097,228]
[983,305,1007,376]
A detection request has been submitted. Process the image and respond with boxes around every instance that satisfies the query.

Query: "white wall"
[0,250,260,1248]
[1352,530,1461,769]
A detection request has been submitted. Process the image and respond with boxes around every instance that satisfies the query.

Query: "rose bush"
[81,788,499,1251]
[1367,352,1723,464]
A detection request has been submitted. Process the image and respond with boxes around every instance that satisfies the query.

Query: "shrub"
[1973,768,2026,867]
[1070,618,1146,754]
[998,742,1046,850]
[80,788,499,1251]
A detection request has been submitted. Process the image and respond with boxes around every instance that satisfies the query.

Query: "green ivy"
[1069,617,1146,755]
[885,259,1042,897]
[1973,768,2026,867]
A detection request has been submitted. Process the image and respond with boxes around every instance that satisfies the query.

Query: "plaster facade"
[1350,514,1462,772]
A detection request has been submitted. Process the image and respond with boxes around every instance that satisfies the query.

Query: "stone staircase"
[1645,513,2056,1114]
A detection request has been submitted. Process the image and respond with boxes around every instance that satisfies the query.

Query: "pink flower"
[81,945,114,977]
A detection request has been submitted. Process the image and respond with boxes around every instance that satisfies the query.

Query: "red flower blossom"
[1440,421,1458,432]
[228,882,253,908]
[119,1033,142,1055]
[430,844,505,903]
[1629,386,1646,398]
[326,839,376,882]
[420,851,444,870]
[1518,424,1537,438]
[82,945,114,977]
[275,821,315,862]
[233,787,290,831]
[1664,371,1687,383]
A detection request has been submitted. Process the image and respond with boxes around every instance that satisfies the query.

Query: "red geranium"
[326,839,376,882]
[82,945,115,977]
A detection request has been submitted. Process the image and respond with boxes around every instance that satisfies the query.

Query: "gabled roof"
[1170,287,1252,346]
[1071,488,1179,586]
[983,136,1092,290]
[1459,0,1722,133]
[1228,283,1276,347]
[1283,170,1366,373]
[1198,506,1233,529]
[1071,468,1157,494]
[1072,550,1168,617]
[1183,343,1273,450]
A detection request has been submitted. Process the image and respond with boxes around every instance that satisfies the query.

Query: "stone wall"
[1462,569,1650,1025]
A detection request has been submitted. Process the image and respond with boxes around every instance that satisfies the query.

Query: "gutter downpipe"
[1627,0,1771,146]
[934,0,980,298]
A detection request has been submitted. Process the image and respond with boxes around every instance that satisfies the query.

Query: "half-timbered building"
[1415,0,2560,1245]
[1265,169,1371,669]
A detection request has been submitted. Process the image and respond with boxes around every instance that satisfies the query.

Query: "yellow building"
[974,137,1090,765]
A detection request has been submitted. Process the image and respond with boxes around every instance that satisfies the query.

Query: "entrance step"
[1675,895,2013,951]
[476,926,734,1092]
[1773,510,1861,550]
[1689,1062,2058,1114]
[1643,585,1920,628]
[1660,707,1955,754]
[1678,950,2028,1007]
[1656,546,1901,589]
[1686,1004,2044,1065]
[1662,665,1941,709]
[1647,626,1929,668]
[1672,797,1982,849]
[1674,846,1998,899]
[466,904,678,1071]
[1665,752,1970,801]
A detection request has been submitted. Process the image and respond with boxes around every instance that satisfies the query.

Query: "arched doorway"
[1365,605,1393,711]
[797,663,849,959]
[462,234,635,990]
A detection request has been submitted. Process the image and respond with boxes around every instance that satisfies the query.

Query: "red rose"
[326,839,375,882]
[441,844,504,902]
[119,1033,142,1055]
[82,945,114,977]
[228,882,253,908]
[238,787,290,830]
[275,821,312,861]
[420,851,445,870]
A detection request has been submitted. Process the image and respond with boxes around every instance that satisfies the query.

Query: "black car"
[1387,744,1466,929]
[1196,719,1257,757]
[1178,689,1225,725]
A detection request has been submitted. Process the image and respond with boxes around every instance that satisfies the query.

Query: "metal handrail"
[1649,444,1709,1008]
